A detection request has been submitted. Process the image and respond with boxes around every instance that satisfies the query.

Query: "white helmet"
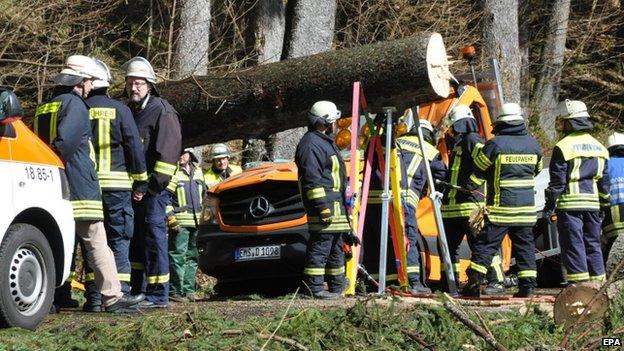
[308,101,341,126]
[448,104,474,124]
[122,56,157,84]
[496,102,524,124]
[606,132,624,149]
[210,143,230,160]
[53,55,99,86]
[419,119,434,133]
[92,59,112,89]
[557,99,590,119]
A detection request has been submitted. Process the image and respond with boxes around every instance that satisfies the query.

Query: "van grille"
[218,181,305,226]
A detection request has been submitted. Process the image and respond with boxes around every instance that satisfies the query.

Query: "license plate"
[235,245,281,261]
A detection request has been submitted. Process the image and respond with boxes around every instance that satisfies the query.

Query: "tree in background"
[172,0,211,79]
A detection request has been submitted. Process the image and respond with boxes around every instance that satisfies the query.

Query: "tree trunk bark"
[172,0,211,79]
[533,0,571,141]
[270,0,338,160]
[158,33,451,147]
[253,0,285,64]
[518,0,531,116]
[244,0,287,165]
[482,0,521,104]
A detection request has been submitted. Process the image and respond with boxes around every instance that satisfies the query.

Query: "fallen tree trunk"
[158,32,451,146]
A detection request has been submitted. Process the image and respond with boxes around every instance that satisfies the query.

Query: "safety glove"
[342,232,361,246]
[167,215,180,233]
[319,208,332,225]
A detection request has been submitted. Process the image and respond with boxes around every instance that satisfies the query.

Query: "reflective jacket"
[33,87,103,220]
[546,131,610,212]
[396,134,439,208]
[467,123,542,226]
[166,162,207,227]
[87,91,147,191]
[129,95,182,196]
[295,129,349,233]
[204,164,242,188]
[441,120,485,218]
[604,151,624,237]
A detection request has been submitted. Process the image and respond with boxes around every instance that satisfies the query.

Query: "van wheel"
[606,234,624,281]
[0,224,55,330]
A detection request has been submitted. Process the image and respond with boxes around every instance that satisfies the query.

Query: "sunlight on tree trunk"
[172,0,211,79]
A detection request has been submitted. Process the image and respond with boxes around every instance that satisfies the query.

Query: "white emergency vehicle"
[0,89,75,330]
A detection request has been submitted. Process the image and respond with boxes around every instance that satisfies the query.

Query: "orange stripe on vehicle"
[9,120,64,167]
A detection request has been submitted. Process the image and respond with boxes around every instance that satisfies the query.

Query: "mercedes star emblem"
[249,196,271,219]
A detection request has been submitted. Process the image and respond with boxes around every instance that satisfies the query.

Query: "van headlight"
[59,169,71,200]
[201,193,219,224]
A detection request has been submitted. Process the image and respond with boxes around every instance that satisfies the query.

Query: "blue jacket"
[87,90,147,191]
[467,123,542,226]
[546,131,610,212]
[295,129,349,233]
[441,119,485,218]
[129,95,182,196]
[166,162,207,227]
[34,87,103,220]
[604,149,624,237]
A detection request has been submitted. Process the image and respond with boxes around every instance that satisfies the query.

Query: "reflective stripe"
[131,171,148,181]
[448,149,462,205]
[566,272,590,282]
[326,266,345,275]
[469,173,485,186]
[118,273,131,282]
[491,255,504,282]
[147,274,170,284]
[441,202,481,218]
[499,179,535,187]
[154,161,177,176]
[98,171,134,190]
[90,108,116,174]
[34,101,61,144]
[406,266,420,274]
[307,187,326,200]
[536,158,543,173]
[71,200,103,219]
[517,270,537,278]
[604,207,624,237]
[473,145,492,171]
[469,262,488,274]
[177,187,187,208]
[303,267,325,276]
[331,155,341,193]
[589,274,606,281]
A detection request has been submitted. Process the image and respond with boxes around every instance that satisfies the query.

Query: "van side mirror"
[0,89,24,123]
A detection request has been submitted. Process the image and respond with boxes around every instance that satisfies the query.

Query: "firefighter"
[396,118,447,294]
[545,99,610,284]
[295,101,351,299]
[603,132,624,257]
[81,59,148,312]
[463,103,542,297]
[203,143,242,188]
[124,56,182,308]
[166,148,207,302]
[440,105,504,294]
[33,55,144,312]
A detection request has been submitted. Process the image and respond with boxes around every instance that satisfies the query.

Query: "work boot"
[54,282,79,308]
[136,300,169,309]
[483,281,505,296]
[169,294,189,303]
[462,270,484,297]
[105,293,146,312]
[410,281,432,295]
[312,290,340,300]
[82,301,103,313]
[513,286,535,298]
[504,274,518,288]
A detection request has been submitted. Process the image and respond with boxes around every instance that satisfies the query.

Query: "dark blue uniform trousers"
[130,190,171,304]
[443,217,503,284]
[404,204,426,286]
[556,211,605,282]
[469,222,537,288]
[303,231,346,294]
[83,191,134,304]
